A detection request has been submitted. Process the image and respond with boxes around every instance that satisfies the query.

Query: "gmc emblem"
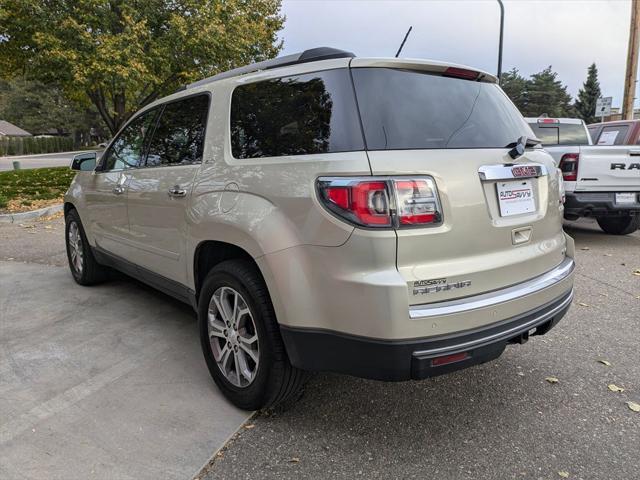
[511,166,538,178]
[611,163,640,170]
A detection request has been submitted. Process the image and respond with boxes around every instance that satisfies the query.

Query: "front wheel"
[65,209,108,285]
[596,215,640,235]
[198,259,308,410]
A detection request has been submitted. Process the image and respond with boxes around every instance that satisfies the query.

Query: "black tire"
[198,259,308,411]
[65,208,108,285]
[596,215,640,235]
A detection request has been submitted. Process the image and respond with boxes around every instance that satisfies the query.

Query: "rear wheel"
[596,215,640,235]
[65,208,108,285]
[198,259,308,410]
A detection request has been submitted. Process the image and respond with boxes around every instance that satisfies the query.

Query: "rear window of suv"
[351,68,532,150]
[230,69,364,159]
[528,122,591,146]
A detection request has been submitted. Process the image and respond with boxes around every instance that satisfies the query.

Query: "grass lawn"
[0,167,76,213]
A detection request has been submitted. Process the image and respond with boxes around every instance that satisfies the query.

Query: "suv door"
[84,109,158,258]
[126,94,210,285]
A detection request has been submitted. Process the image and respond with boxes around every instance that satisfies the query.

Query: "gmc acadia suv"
[64,47,575,410]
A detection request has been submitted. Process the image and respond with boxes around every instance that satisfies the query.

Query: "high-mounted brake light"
[537,118,560,125]
[317,177,442,228]
[559,153,579,181]
[443,67,480,81]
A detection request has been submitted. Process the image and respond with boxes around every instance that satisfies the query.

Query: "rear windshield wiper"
[505,136,541,159]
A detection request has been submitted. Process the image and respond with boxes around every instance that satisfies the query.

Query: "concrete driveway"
[0,150,103,171]
[0,217,251,479]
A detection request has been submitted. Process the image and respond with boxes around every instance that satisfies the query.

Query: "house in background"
[0,120,32,137]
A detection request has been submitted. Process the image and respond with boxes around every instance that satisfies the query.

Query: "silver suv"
[65,47,575,410]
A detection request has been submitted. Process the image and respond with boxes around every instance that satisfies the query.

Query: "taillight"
[443,67,480,80]
[559,153,579,181]
[317,177,442,228]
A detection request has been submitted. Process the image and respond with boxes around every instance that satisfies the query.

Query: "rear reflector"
[431,352,470,367]
[559,153,579,181]
[443,67,480,80]
[317,176,442,228]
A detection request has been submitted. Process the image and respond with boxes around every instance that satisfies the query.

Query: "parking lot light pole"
[497,0,504,83]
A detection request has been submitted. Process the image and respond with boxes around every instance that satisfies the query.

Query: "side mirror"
[71,152,97,171]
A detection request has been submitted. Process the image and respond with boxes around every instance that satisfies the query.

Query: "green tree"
[574,63,601,124]
[500,68,528,112]
[524,66,574,118]
[0,77,103,140]
[0,0,284,135]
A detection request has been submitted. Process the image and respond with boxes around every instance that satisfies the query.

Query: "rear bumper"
[280,288,573,381]
[565,191,640,218]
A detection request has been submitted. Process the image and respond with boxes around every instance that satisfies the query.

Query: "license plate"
[615,192,637,204]
[496,180,536,216]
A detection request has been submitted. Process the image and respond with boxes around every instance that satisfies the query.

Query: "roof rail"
[185,47,355,89]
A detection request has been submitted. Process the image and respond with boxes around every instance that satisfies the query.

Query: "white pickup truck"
[526,117,640,235]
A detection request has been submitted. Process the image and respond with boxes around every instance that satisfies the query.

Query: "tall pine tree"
[525,66,574,118]
[574,63,601,124]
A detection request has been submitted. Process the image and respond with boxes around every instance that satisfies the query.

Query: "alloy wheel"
[207,286,260,387]
[68,221,84,275]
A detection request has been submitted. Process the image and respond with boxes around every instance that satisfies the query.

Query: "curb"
[0,203,63,224]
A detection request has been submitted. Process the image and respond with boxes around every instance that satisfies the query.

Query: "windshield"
[351,68,533,150]
[528,122,591,146]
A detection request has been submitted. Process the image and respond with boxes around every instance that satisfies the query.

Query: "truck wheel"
[65,208,108,285]
[596,215,640,235]
[198,259,308,411]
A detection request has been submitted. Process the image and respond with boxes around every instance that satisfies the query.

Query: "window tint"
[145,95,209,167]
[230,69,364,158]
[587,126,600,143]
[597,125,629,146]
[101,110,158,170]
[528,123,591,146]
[351,68,532,150]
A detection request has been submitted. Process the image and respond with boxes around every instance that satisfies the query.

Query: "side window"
[101,110,158,171]
[587,126,600,144]
[230,69,364,159]
[145,95,210,167]
[597,126,629,146]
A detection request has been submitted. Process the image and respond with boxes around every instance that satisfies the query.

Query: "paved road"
[201,219,640,480]
[0,150,103,171]
[0,216,251,480]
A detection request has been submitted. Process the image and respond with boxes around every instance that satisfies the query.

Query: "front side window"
[351,68,533,150]
[101,109,158,170]
[230,69,364,159]
[145,95,210,167]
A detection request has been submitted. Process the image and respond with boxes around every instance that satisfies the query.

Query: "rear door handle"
[168,186,187,198]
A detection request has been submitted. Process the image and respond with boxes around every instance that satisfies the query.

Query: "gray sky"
[279,0,633,109]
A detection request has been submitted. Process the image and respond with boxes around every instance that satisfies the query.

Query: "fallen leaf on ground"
[608,384,624,393]
[289,457,300,463]
[633,270,640,276]
[545,377,559,384]
[603,253,612,257]
[44,225,53,230]
[578,302,590,307]
[626,401,640,412]
[580,247,589,251]
[244,424,255,429]
[558,471,569,478]
[597,359,611,366]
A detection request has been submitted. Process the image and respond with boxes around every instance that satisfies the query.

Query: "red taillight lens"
[443,67,480,80]
[318,177,442,228]
[559,153,579,181]
[395,179,439,225]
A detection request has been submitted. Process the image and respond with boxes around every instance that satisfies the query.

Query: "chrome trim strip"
[412,289,574,358]
[478,163,548,181]
[409,257,575,319]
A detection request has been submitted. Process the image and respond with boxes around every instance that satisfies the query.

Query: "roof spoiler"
[185,47,355,90]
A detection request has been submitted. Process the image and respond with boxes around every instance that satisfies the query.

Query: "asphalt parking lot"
[1,216,639,480]
[0,214,250,480]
